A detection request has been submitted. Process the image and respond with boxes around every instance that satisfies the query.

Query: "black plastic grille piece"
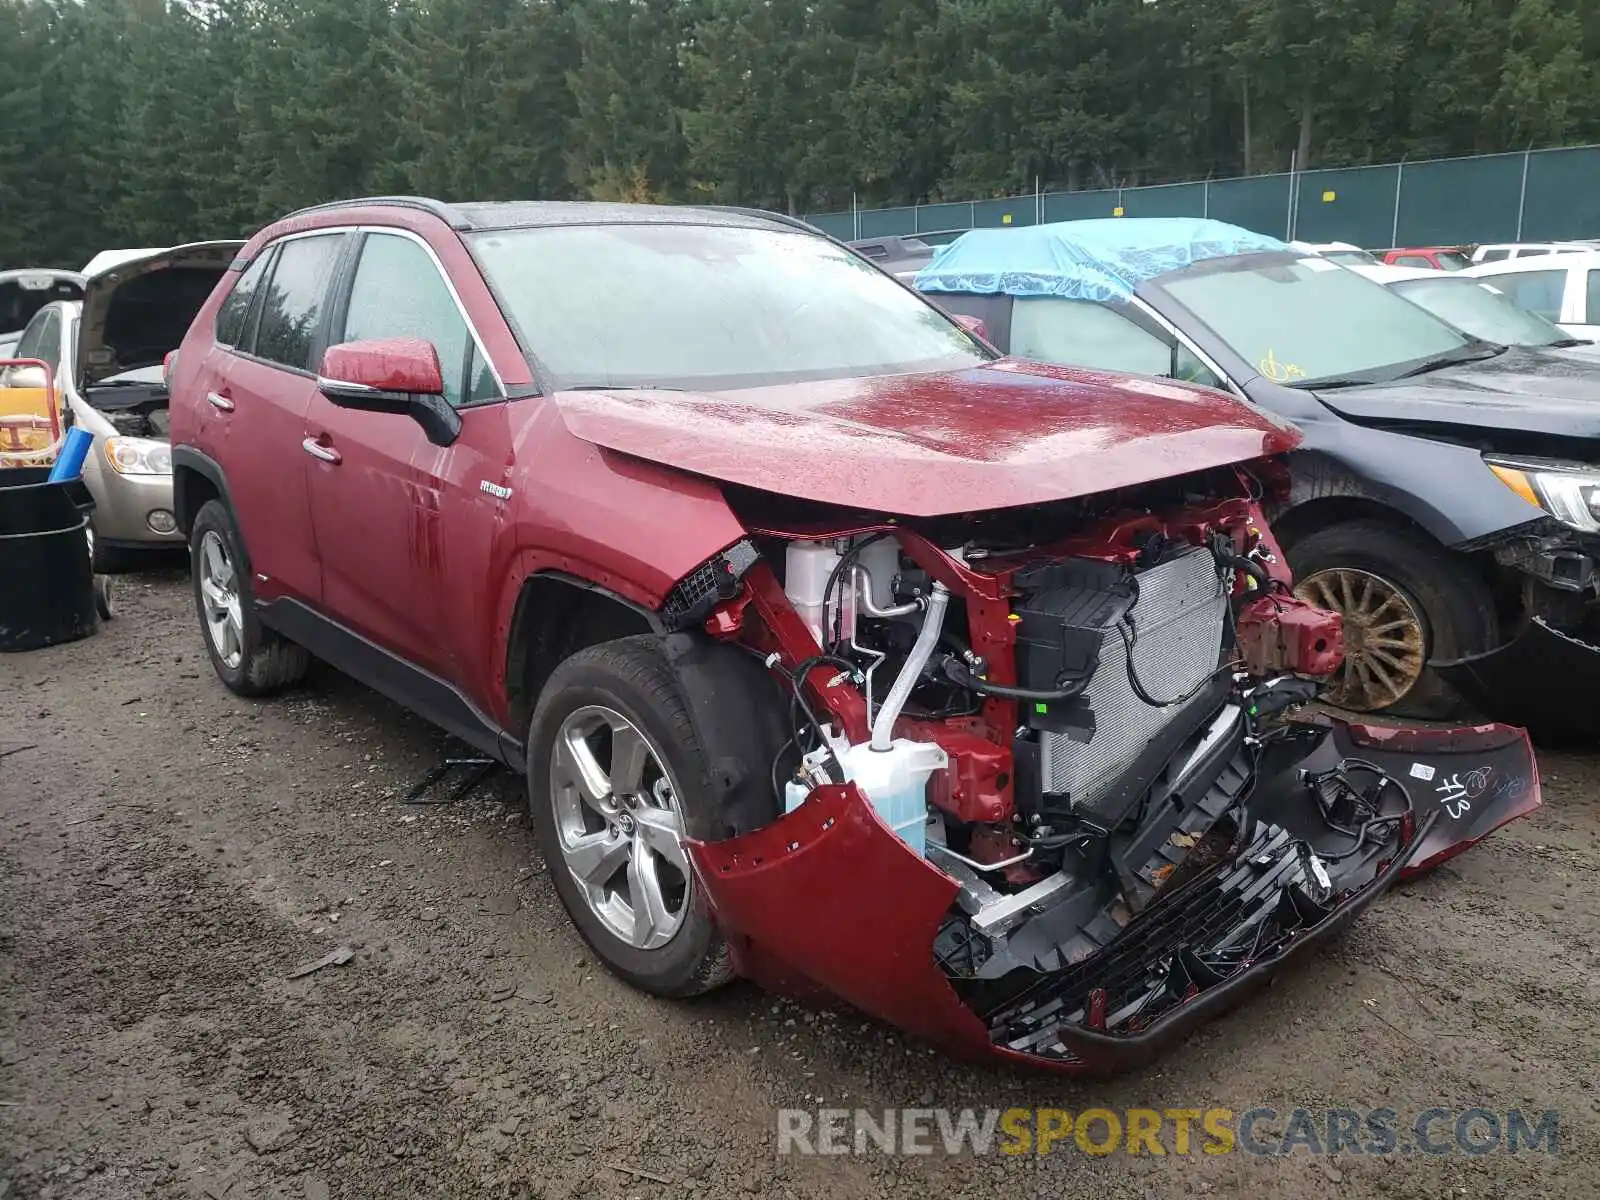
[980,824,1319,1056]
[661,539,759,629]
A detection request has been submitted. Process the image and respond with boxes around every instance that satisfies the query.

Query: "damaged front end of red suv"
[546,361,1539,1074]
[650,471,1537,1074]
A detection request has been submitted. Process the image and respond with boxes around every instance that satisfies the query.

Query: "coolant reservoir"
[785,541,851,647]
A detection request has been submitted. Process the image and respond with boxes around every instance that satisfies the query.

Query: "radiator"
[1036,547,1228,822]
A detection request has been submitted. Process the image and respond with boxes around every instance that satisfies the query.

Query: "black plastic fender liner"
[1434,618,1600,741]
[0,467,98,652]
[659,631,792,840]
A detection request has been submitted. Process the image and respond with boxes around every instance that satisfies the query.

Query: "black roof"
[281,196,812,236]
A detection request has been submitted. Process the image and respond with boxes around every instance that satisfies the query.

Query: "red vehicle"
[168,198,1538,1073]
[1381,246,1472,270]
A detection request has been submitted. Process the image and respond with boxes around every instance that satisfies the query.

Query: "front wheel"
[1288,519,1497,719]
[527,637,763,999]
[189,500,310,697]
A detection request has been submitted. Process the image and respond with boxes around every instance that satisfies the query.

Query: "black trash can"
[0,466,99,652]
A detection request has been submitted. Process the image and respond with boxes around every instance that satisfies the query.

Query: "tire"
[87,522,140,575]
[526,635,779,999]
[189,499,310,697]
[93,575,114,622]
[1287,518,1497,719]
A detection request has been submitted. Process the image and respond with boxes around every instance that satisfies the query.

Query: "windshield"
[1324,250,1380,266]
[1434,250,1470,271]
[1153,254,1473,385]
[1390,276,1567,347]
[469,223,990,390]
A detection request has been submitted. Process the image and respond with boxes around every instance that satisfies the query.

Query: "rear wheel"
[1288,519,1496,718]
[189,500,310,696]
[526,636,777,998]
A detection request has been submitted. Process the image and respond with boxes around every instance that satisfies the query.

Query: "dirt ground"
[2,571,1598,1200]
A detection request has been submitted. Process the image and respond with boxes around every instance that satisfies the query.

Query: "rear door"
[188,232,347,604]
[304,228,502,680]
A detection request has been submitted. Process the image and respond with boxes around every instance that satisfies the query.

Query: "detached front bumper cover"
[686,717,1540,1074]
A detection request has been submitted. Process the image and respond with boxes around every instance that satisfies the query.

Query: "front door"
[304,230,502,680]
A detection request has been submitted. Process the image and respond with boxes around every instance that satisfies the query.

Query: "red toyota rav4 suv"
[167,198,1538,1072]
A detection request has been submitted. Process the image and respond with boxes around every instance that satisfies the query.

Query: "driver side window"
[336,233,498,409]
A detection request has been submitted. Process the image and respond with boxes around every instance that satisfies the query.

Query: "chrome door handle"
[206,391,234,412]
[301,437,341,464]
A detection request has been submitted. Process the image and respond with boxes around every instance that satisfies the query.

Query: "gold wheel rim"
[1294,567,1427,711]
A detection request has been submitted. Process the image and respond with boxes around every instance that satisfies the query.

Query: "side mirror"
[317,337,461,447]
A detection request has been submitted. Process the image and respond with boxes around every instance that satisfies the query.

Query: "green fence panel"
[1397,153,1523,247]
[1121,181,1207,219]
[1522,147,1600,241]
[1205,175,1293,239]
[915,202,972,235]
[804,211,855,240]
[972,195,1038,228]
[858,206,918,238]
[804,145,1600,252]
[1042,190,1117,222]
[1293,165,1396,246]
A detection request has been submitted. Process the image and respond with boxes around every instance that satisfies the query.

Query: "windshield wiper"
[1547,337,1592,349]
[1292,342,1508,391]
[1391,342,1506,379]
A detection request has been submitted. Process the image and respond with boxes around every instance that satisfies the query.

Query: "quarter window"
[336,233,494,408]
[1492,270,1566,322]
[215,252,274,349]
[253,234,345,371]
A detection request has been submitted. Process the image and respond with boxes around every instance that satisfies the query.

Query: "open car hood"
[0,269,84,337]
[1310,344,1600,439]
[76,241,243,386]
[552,360,1300,517]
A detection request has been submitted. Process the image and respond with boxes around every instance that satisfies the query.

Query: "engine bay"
[681,466,1456,1054]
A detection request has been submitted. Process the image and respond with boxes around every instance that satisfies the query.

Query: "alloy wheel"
[198,529,244,670]
[548,705,690,951]
[1295,567,1427,711]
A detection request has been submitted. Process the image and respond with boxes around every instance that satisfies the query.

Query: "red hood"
[551,360,1300,517]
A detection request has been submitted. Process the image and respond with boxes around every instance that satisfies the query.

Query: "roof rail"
[702,205,819,235]
[278,195,473,230]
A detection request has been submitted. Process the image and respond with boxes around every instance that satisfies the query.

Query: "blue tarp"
[913,217,1290,302]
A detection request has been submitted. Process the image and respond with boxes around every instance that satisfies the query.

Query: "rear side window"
[254,234,345,371]
[1494,269,1566,321]
[1585,271,1600,324]
[215,253,272,348]
[1394,255,1431,268]
[1478,248,1510,262]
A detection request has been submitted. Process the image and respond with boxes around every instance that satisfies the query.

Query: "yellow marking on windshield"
[1258,349,1306,382]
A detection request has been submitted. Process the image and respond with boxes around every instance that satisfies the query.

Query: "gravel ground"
[2,571,1598,1199]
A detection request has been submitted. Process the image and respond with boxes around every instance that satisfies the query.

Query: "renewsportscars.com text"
[776,1106,1560,1157]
